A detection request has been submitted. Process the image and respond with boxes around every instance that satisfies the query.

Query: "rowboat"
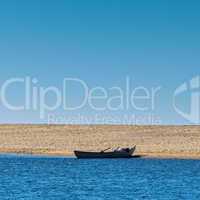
[74,146,136,159]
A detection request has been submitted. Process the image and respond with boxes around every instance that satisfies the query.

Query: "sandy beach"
[0,125,199,159]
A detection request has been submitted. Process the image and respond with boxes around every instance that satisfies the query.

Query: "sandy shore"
[0,125,199,159]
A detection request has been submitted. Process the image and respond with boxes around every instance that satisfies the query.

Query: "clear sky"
[0,0,199,124]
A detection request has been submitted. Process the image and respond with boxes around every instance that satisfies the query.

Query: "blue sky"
[0,0,199,124]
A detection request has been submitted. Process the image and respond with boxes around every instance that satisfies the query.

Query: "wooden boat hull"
[74,147,136,159]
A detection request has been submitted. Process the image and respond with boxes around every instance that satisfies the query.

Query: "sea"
[0,154,200,200]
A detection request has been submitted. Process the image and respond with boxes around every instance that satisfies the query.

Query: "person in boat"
[114,147,130,153]
[114,147,121,152]
[123,148,130,153]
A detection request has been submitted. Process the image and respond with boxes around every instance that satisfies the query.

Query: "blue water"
[0,155,200,200]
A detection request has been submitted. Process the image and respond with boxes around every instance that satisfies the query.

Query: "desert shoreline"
[1,151,200,160]
[1,150,200,160]
[0,125,199,159]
